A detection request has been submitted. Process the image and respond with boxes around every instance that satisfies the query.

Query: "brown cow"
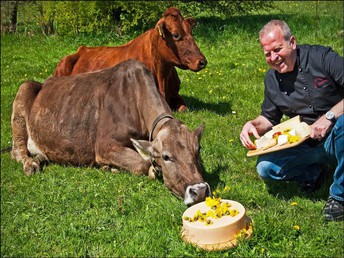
[53,7,207,112]
[11,59,210,206]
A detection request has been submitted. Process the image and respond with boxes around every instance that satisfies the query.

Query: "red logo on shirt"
[314,77,329,88]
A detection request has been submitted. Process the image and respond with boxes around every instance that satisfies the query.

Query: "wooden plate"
[247,116,311,157]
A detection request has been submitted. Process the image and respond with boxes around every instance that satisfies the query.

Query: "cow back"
[29,60,171,165]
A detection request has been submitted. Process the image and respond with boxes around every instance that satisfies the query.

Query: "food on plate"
[255,136,277,150]
[277,134,288,146]
[255,126,303,150]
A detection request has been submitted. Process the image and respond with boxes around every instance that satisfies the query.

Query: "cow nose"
[184,182,211,206]
[198,58,207,69]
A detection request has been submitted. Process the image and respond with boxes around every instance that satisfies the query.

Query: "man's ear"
[289,35,296,49]
[131,138,153,161]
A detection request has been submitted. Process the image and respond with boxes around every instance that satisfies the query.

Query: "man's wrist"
[325,111,336,123]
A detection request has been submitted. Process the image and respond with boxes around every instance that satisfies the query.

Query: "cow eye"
[172,33,181,40]
[162,154,171,161]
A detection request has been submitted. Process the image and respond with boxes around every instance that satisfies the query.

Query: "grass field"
[1,1,344,257]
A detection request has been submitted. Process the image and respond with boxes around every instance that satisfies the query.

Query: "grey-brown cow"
[11,59,210,206]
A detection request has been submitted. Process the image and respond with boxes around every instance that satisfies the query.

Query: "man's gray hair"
[259,20,293,42]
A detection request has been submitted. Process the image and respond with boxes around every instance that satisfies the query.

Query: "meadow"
[1,1,343,257]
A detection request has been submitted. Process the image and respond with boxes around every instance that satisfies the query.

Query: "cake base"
[181,199,253,251]
[181,216,253,251]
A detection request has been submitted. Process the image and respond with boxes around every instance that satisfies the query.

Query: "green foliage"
[1,1,343,257]
[2,1,273,36]
[45,1,110,36]
[106,1,169,35]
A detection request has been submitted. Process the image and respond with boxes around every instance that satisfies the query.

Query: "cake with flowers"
[181,196,252,250]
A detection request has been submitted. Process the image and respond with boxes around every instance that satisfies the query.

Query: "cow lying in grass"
[54,7,207,112]
[11,59,210,206]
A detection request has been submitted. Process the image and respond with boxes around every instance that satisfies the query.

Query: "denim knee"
[256,160,272,180]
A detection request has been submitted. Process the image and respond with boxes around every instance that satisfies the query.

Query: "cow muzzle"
[198,58,207,70]
[184,182,211,206]
[188,57,207,72]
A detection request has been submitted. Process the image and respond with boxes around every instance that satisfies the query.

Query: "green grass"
[1,1,343,257]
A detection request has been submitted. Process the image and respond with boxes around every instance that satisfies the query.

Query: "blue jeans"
[256,114,344,202]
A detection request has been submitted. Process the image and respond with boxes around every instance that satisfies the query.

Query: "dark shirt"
[261,44,344,125]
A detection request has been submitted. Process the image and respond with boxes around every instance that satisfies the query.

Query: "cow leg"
[165,68,187,112]
[171,95,187,112]
[11,81,43,175]
[95,144,151,176]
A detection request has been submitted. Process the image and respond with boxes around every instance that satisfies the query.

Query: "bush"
[2,1,273,36]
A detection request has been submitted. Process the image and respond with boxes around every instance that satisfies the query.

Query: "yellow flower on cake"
[184,195,240,225]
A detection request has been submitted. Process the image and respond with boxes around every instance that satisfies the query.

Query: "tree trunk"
[9,1,19,33]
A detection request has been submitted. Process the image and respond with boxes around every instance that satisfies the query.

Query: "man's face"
[260,27,297,73]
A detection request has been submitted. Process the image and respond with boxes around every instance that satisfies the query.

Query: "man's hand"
[310,115,333,140]
[240,115,274,150]
[240,122,261,150]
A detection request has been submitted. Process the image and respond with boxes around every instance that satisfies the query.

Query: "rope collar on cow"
[149,114,174,173]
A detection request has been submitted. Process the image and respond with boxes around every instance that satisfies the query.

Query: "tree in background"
[1,1,272,36]
[1,1,19,34]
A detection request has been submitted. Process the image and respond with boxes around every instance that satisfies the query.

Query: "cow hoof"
[111,168,120,173]
[100,165,111,171]
[34,154,48,166]
[23,160,40,176]
[100,165,119,173]
[178,105,188,112]
[148,166,156,180]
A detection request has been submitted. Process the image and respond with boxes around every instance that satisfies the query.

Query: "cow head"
[156,7,207,72]
[131,119,210,206]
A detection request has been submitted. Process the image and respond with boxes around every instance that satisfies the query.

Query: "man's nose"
[271,51,278,61]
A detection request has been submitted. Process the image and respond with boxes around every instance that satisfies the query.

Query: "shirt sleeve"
[321,47,344,89]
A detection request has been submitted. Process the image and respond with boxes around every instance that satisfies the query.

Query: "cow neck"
[149,114,174,142]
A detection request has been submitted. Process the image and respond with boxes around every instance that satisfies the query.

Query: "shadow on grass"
[202,164,226,191]
[263,175,333,202]
[183,96,233,116]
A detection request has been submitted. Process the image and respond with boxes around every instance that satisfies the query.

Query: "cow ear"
[185,18,196,28]
[194,123,205,141]
[131,138,153,161]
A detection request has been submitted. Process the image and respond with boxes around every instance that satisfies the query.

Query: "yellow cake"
[181,198,252,250]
